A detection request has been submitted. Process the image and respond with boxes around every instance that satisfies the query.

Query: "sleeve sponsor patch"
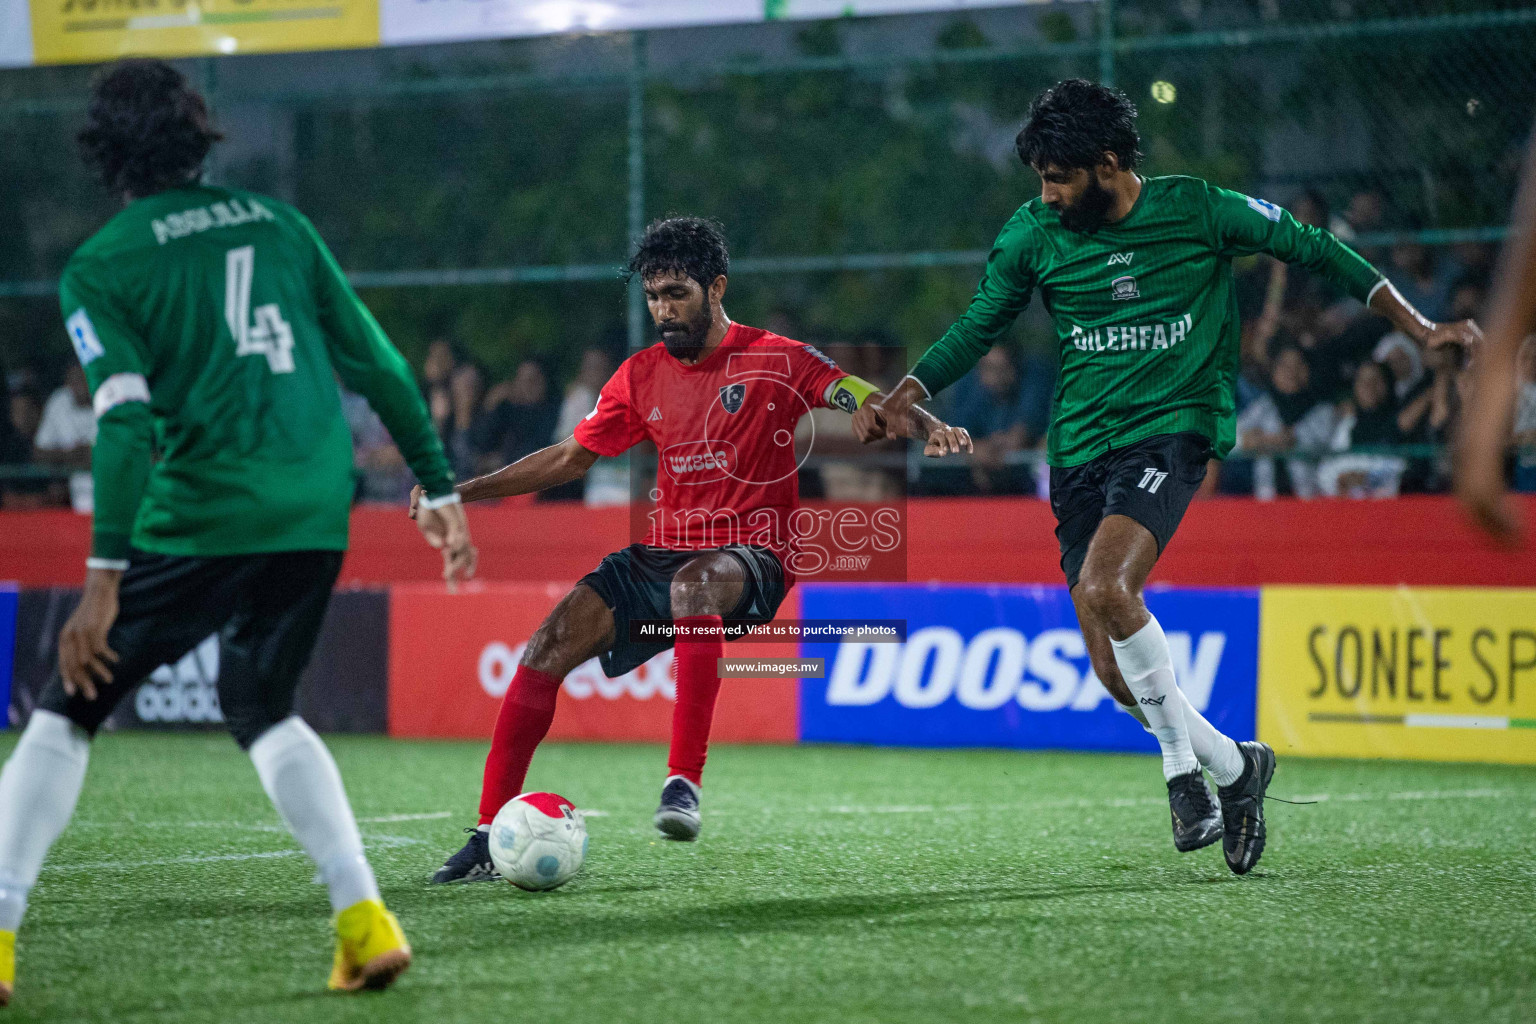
[1245,195,1283,222]
[92,372,150,418]
[66,308,106,366]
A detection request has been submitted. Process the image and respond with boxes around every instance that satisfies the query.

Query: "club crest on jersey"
[719,382,746,414]
[1111,275,1140,301]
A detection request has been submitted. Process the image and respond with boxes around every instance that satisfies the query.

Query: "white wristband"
[86,557,129,571]
[900,373,933,399]
[418,491,462,511]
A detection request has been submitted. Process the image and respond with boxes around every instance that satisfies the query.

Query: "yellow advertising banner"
[1259,586,1536,765]
[30,0,379,65]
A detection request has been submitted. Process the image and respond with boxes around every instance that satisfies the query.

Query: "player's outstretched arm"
[406,433,598,587]
[297,210,459,503]
[847,376,972,456]
[1206,182,1482,352]
[851,375,926,443]
[1367,279,1483,352]
[411,435,600,515]
[895,221,1038,416]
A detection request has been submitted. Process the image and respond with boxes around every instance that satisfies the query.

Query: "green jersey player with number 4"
[855,80,1481,874]
[0,60,477,1004]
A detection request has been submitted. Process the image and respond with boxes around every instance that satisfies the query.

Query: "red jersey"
[574,323,847,577]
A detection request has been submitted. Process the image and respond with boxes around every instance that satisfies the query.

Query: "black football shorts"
[38,549,342,748]
[578,543,787,678]
[1048,431,1212,590]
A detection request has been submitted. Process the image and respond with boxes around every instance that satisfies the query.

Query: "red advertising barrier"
[3,495,1533,588]
[387,581,800,742]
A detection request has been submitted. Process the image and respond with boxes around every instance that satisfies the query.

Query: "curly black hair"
[78,59,222,198]
[1015,79,1141,173]
[625,216,729,289]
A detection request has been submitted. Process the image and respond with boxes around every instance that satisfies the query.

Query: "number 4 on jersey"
[225,246,295,374]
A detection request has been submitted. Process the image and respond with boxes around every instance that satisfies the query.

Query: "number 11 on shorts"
[1138,468,1168,493]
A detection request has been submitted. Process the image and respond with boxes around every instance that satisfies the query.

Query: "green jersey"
[908,175,1384,466]
[60,184,454,562]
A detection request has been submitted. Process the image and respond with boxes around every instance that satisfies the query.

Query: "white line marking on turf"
[47,850,306,873]
[1286,787,1506,804]
[43,835,428,874]
[713,788,1514,817]
[71,820,288,832]
[73,811,454,831]
[357,811,454,823]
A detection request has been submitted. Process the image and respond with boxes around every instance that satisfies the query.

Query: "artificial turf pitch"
[1,733,1532,1024]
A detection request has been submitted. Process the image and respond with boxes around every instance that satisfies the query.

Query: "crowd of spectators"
[1223,187,1504,499]
[4,188,1534,510]
[1,362,95,511]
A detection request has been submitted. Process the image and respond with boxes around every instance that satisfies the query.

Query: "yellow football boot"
[327,899,411,992]
[0,928,14,1006]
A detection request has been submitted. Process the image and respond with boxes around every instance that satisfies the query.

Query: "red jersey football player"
[421,217,970,881]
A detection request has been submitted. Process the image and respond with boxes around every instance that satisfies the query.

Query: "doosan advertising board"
[797,583,1259,751]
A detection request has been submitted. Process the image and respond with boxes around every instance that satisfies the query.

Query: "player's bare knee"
[669,579,728,618]
[521,620,596,678]
[522,587,613,677]
[669,553,743,618]
[1077,575,1142,638]
[519,624,566,675]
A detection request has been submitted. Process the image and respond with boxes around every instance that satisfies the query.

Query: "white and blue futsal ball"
[488,792,587,891]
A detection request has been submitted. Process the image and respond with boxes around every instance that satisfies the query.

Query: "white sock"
[1167,687,1245,786]
[249,717,379,913]
[1110,616,1199,781]
[1117,699,1152,732]
[0,711,91,931]
[1118,692,1244,786]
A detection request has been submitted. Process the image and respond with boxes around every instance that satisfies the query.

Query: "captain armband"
[92,373,150,418]
[824,374,880,415]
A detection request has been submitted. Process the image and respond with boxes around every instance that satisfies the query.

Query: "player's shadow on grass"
[430,877,1226,957]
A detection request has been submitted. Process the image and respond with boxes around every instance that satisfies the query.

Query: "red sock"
[668,614,725,786]
[477,664,563,825]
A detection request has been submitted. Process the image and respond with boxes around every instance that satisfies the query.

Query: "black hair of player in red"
[625,216,730,290]
[1015,79,1142,172]
[78,59,223,199]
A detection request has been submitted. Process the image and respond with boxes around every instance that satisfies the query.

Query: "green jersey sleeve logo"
[1245,196,1283,222]
[66,308,105,366]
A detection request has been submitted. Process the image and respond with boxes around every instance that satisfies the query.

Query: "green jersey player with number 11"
[855,79,1481,874]
[0,60,477,1004]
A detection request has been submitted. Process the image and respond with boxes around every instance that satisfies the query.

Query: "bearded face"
[656,295,713,361]
[645,271,718,362]
[1055,172,1116,234]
